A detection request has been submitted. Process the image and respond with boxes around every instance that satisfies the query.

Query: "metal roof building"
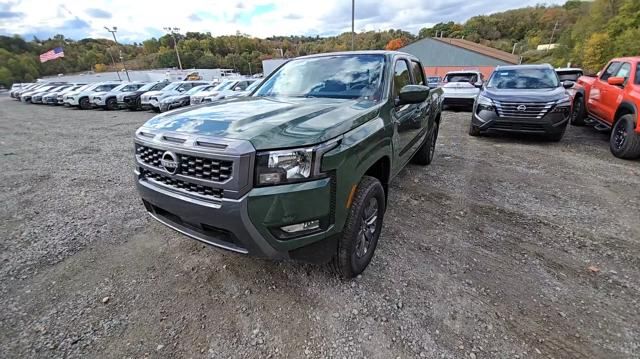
[399,37,521,78]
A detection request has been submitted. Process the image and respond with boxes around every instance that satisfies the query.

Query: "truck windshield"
[488,68,559,89]
[254,54,385,100]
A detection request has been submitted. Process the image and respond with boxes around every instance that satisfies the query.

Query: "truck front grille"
[136,144,233,182]
[140,169,222,200]
[494,101,554,119]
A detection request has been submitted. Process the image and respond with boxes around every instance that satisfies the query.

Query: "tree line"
[1,0,638,87]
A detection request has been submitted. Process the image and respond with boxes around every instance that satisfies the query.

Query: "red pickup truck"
[572,57,640,159]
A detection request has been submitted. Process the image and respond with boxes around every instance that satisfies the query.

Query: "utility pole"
[104,26,130,81]
[547,20,559,53]
[351,0,355,50]
[106,49,122,80]
[512,42,518,55]
[164,27,183,70]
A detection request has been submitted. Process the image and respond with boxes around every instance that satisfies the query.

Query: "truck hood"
[482,86,568,102]
[141,96,381,150]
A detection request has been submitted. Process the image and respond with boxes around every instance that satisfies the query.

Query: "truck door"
[391,58,421,168]
[599,62,631,124]
[589,61,621,120]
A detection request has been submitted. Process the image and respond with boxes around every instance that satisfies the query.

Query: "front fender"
[322,116,392,231]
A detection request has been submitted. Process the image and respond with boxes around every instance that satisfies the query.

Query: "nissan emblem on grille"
[517,105,527,112]
[160,151,179,174]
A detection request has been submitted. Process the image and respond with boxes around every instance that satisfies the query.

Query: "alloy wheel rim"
[355,198,378,258]
[613,124,627,150]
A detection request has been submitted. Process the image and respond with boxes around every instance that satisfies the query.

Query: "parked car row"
[9,78,260,113]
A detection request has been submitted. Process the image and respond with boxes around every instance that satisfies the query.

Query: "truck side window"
[600,62,621,81]
[393,60,411,99]
[410,61,425,85]
[636,63,640,85]
[615,63,631,84]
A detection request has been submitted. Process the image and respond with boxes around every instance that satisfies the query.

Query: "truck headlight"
[255,140,339,186]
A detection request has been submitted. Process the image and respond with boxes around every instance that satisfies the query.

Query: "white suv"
[90,82,146,110]
[64,82,122,109]
[140,81,209,112]
[441,71,484,109]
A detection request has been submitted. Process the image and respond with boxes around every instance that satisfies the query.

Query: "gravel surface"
[1,96,639,358]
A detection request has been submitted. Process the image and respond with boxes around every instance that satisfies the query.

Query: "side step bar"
[585,115,612,132]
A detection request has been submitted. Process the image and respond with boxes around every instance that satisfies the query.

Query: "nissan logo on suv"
[160,151,179,174]
[517,105,527,112]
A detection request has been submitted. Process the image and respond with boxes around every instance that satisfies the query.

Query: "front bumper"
[443,91,478,107]
[133,132,338,263]
[472,108,570,135]
[141,99,160,110]
[92,98,107,107]
[64,97,80,106]
[136,174,336,262]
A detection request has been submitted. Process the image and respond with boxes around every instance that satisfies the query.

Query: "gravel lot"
[1,96,639,359]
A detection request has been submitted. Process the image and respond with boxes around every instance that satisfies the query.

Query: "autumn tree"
[384,38,406,51]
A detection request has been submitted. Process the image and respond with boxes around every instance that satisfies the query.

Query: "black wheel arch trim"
[614,100,638,124]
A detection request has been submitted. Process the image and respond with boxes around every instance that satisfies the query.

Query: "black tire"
[330,176,386,278]
[610,114,640,159]
[79,97,91,110]
[571,95,586,126]
[105,97,117,111]
[152,107,161,113]
[412,124,438,165]
[469,120,481,136]
[547,124,567,142]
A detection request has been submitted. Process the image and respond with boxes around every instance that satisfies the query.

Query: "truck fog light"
[281,220,320,233]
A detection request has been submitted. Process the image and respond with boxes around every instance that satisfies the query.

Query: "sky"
[0,0,566,43]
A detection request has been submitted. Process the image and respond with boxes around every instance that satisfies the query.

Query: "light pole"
[164,27,183,70]
[104,26,130,81]
[351,0,355,50]
[106,49,122,80]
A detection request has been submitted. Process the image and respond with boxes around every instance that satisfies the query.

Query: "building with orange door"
[399,37,521,79]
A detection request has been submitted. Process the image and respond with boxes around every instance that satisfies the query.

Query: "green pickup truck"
[134,51,443,277]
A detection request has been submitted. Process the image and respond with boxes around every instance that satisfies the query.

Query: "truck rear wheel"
[571,96,586,126]
[331,176,385,278]
[610,114,640,159]
[412,124,438,165]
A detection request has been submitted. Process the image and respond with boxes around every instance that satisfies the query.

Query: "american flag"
[39,47,65,63]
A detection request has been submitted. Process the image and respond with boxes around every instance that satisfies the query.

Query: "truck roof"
[496,64,554,71]
[295,50,420,62]
[607,56,640,62]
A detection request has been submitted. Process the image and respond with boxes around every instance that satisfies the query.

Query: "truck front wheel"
[610,114,640,159]
[571,96,586,126]
[331,176,385,278]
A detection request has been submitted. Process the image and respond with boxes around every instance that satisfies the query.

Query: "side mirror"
[474,82,483,88]
[562,81,575,89]
[596,71,602,77]
[397,85,430,106]
[607,77,625,86]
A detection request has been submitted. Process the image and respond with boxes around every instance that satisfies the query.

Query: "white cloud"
[0,0,567,42]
